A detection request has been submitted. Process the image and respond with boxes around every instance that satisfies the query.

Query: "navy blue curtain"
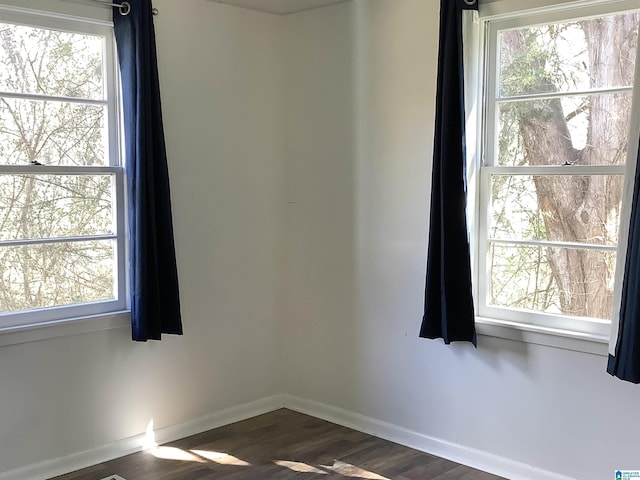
[114,0,183,341]
[419,0,477,346]
[608,142,640,383]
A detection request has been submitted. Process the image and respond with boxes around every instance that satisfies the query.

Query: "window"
[0,10,126,330]
[478,2,640,337]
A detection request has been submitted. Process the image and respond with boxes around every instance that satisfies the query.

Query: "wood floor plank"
[50,409,505,480]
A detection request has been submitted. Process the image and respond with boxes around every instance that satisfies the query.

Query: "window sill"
[476,316,610,356]
[0,311,130,347]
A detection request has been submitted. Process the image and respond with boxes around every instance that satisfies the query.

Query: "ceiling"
[207,0,352,15]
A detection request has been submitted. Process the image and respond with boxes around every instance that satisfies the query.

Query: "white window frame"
[474,0,640,349]
[0,6,129,338]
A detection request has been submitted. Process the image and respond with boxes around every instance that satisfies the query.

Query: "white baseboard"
[284,394,576,480]
[0,394,285,480]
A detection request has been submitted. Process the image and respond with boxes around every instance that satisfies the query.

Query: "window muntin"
[479,5,640,336]
[488,173,623,246]
[0,12,125,329]
[0,174,115,240]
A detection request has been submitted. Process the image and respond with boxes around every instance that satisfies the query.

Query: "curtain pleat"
[113,0,183,341]
[608,140,640,383]
[420,0,477,346]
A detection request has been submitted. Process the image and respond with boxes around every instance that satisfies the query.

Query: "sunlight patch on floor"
[274,460,328,474]
[143,441,386,479]
[148,446,206,463]
[140,419,250,466]
[322,460,390,480]
[191,450,251,466]
[138,419,382,480]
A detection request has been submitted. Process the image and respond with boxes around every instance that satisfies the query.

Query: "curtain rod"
[94,1,158,16]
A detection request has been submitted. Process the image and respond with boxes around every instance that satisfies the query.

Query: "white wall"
[0,0,285,475]
[283,1,640,479]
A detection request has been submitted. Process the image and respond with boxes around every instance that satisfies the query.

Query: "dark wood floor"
[51,409,505,480]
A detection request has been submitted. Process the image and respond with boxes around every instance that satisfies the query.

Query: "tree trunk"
[501,15,638,318]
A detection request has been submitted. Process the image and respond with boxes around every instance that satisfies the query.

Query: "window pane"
[489,243,616,320]
[490,175,623,245]
[0,98,107,166]
[0,239,115,313]
[498,13,639,97]
[0,174,114,241]
[497,93,633,166]
[0,23,104,99]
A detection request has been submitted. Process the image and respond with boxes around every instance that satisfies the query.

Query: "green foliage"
[500,28,559,97]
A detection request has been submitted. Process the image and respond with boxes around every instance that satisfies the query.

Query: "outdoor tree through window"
[0,12,125,328]
[480,5,640,335]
